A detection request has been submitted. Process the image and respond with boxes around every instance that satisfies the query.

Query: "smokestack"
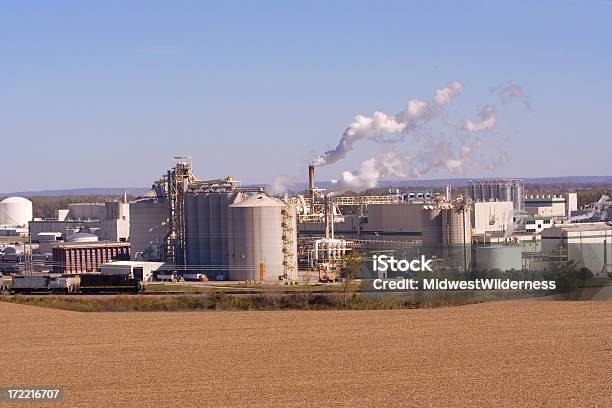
[308,165,315,192]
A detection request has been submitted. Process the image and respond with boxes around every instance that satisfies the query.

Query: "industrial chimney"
[308,165,315,194]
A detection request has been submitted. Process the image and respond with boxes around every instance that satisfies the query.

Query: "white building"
[541,222,612,277]
[471,201,514,235]
[524,215,555,234]
[524,193,577,218]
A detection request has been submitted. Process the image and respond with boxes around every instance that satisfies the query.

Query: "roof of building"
[51,241,130,249]
[0,197,32,204]
[542,222,612,237]
[229,193,286,208]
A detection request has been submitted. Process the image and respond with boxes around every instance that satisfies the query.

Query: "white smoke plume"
[433,81,464,106]
[415,139,483,176]
[504,214,527,239]
[330,152,408,192]
[270,175,292,195]
[568,195,610,223]
[493,83,531,109]
[313,81,464,166]
[464,105,496,132]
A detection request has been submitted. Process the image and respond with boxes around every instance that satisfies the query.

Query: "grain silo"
[421,206,442,248]
[0,197,33,226]
[183,191,245,280]
[227,193,297,281]
[441,206,472,271]
[475,246,523,271]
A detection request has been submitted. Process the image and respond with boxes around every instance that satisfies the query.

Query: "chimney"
[308,165,315,192]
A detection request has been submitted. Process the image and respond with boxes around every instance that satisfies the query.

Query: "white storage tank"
[475,246,523,271]
[227,193,291,281]
[0,197,33,226]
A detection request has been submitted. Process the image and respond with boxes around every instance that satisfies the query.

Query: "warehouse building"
[51,241,130,274]
[541,223,612,276]
[129,195,168,262]
[524,193,577,218]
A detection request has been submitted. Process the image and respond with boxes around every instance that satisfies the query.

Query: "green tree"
[339,253,362,307]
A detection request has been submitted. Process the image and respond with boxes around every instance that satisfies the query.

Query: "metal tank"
[420,206,442,255]
[184,191,244,280]
[227,193,293,281]
[0,197,33,226]
[475,246,523,271]
[441,206,472,271]
[511,181,524,212]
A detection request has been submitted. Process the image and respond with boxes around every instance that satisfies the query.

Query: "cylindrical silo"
[475,246,523,271]
[0,197,33,226]
[184,191,244,279]
[228,193,287,281]
[441,206,472,271]
[421,206,442,251]
[511,181,524,212]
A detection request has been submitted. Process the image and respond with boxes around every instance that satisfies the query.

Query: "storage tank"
[442,207,472,247]
[0,197,33,226]
[475,246,523,271]
[420,206,442,248]
[184,191,244,279]
[442,206,472,271]
[227,193,293,281]
[511,181,524,212]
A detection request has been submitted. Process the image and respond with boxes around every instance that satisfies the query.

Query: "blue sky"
[1,0,611,191]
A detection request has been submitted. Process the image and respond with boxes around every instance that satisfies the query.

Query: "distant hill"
[1,176,610,197]
[0,188,150,198]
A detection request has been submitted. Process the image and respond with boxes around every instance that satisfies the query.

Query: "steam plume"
[464,105,496,132]
[568,195,610,222]
[493,83,531,108]
[433,81,464,106]
[314,81,465,166]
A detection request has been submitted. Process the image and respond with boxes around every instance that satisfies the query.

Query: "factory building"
[0,197,33,227]
[29,219,101,239]
[524,215,554,234]
[524,193,577,218]
[29,199,130,243]
[471,201,514,234]
[470,179,524,212]
[298,214,362,238]
[363,203,423,241]
[129,196,168,262]
[51,241,131,274]
[541,223,612,277]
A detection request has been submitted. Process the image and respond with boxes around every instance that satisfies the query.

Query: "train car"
[78,273,141,294]
[6,275,79,294]
[1,273,140,294]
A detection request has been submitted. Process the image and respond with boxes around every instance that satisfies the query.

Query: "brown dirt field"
[1,301,611,407]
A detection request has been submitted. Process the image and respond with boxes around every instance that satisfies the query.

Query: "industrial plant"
[1,156,611,295]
